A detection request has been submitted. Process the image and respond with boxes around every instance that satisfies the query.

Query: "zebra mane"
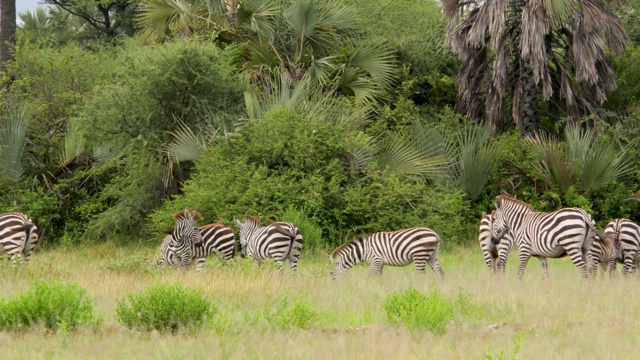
[173,209,203,221]
[244,215,260,224]
[331,237,364,258]
[496,195,534,210]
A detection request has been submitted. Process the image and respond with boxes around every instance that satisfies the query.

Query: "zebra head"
[234,216,259,258]
[492,200,510,244]
[330,239,363,280]
[171,209,203,248]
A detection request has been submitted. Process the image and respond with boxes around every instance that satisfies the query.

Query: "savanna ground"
[2,243,640,360]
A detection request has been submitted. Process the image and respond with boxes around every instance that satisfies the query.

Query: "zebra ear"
[234,217,243,227]
[481,211,486,218]
[494,196,501,208]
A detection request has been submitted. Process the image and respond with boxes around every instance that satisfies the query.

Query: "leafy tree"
[43,0,140,38]
[444,0,628,136]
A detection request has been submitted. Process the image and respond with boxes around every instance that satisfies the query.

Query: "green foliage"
[116,283,215,333]
[280,206,323,249]
[263,296,318,330]
[0,281,101,331]
[383,287,454,335]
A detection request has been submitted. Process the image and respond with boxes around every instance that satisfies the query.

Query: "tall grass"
[1,243,640,358]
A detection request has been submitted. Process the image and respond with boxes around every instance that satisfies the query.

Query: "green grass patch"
[384,286,488,335]
[116,283,215,334]
[0,281,101,332]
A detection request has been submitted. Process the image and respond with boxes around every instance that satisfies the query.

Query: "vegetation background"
[1,0,640,357]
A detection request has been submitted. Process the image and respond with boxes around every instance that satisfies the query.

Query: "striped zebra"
[603,218,640,276]
[587,232,620,278]
[234,216,303,273]
[492,196,597,279]
[156,223,236,271]
[0,212,39,264]
[331,227,444,279]
[479,211,515,273]
[168,209,203,269]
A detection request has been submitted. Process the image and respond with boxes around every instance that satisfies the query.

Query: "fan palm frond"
[0,102,29,183]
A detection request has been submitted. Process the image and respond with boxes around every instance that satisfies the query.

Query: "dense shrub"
[116,283,215,333]
[150,106,474,248]
[0,281,101,331]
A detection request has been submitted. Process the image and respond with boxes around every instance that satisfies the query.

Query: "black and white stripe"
[0,212,39,264]
[479,211,515,273]
[331,227,444,279]
[603,218,640,276]
[156,223,236,271]
[493,196,596,279]
[587,232,620,278]
[168,209,203,269]
[234,216,303,273]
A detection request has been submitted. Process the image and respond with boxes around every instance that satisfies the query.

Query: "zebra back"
[331,227,443,279]
[0,212,39,263]
[235,216,303,273]
[604,218,640,274]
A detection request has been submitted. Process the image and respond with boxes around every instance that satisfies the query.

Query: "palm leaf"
[528,133,575,195]
[453,124,503,200]
[377,133,451,178]
[237,0,279,39]
[576,141,634,196]
[0,102,29,183]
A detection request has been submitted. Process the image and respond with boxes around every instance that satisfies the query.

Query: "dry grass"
[1,243,640,359]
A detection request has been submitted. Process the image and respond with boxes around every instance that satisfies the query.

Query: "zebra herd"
[480,195,640,279]
[3,195,640,280]
[158,209,444,278]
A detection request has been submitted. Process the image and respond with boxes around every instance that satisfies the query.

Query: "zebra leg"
[622,252,635,276]
[565,247,588,279]
[537,257,548,279]
[427,253,444,277]
[517,247,532,280]
[413,258,427,274]
[368,259,384,276]
[608,259,616,279]
[496,247,510,275]
[196,258,206,272]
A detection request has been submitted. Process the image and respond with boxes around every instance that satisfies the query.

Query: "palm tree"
[443,0,628,136]
[137,0,397,104]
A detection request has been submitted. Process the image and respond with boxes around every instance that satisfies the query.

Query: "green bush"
[383,287,489,335]
[263,296,318,330]
[0,281,101,331]
[384,287,454,335]
[116,283,215,333]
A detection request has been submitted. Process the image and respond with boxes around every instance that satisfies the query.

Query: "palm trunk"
[0,0,16,79]
[519,60,539,137]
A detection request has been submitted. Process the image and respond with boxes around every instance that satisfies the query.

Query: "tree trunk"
[519,60,539,137]
[0,0,16,80]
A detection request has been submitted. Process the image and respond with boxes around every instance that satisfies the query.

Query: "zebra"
[479,211,515,273]
[168,209,203,269]
[603,218,640,276]
[0,212,39,264]
[587,232,620,279]
[156,223,236,271]
[330,227,444,279]
[234,216,303,273]
[492,195,597,279]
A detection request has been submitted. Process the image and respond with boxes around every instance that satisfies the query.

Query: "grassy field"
[1,242,639,359]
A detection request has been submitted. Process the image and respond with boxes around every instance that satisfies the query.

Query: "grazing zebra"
[492,196,596,279]
[0,212,39,264]
[587,232,620,279]
[330,227,444,279]
[156,223,236,271]
[603,218,640,276]
[479,211,515,273]
[168,209,203,269]
[234,216,303,273]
